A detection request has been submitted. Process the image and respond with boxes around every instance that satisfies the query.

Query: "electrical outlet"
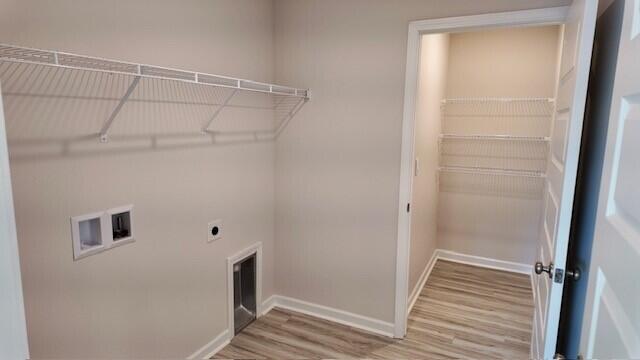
[207,220,223,243]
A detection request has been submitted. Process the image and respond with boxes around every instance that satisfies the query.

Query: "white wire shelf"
[441,97,554,137]
[439,135,550,173]
[440,134,550,141]
[441,97,554,104]
[0,43,309,143]
[438,166,546,199]
[439,166,545,178]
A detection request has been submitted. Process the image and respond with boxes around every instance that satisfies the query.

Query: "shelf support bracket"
[201,89,238,133]
[274,97,307,138]
[99,75,141,143]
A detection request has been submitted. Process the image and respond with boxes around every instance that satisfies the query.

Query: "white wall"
[408,34,449,295]
[438,26,561,265]
[0,0,276,358]
[0,84,29,360]
[273,0,570,324]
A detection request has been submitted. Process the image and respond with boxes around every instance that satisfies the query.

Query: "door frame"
[394,6,569,338]
[0,81,30,358]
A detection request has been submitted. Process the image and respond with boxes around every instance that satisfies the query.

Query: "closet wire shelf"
[0,43,310,145]
[439,135,550,173]
[441,97,555,137]
[438,166,546,199]
[438,97,554,199]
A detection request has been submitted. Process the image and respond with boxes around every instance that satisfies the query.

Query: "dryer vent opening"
[233,253,256,334]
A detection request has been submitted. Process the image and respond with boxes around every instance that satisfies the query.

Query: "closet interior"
[410,24,563,295]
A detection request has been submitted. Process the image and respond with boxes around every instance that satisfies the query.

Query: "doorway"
[406,22,562,356]
[395,3,597,359]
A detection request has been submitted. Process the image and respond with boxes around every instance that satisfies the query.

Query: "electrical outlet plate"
[208,219,223,243]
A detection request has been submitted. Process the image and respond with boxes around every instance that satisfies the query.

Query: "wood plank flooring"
[214,260,534,359]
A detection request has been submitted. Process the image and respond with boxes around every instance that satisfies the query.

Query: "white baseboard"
[264,295,395,337]
[406,249,533,317]
[187,329,230,360]
[260,294,278,316]
[436,249,532,274]
[407,250,438,315]
[191,249,532,358]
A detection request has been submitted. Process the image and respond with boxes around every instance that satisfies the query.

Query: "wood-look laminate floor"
[214,260,534,359]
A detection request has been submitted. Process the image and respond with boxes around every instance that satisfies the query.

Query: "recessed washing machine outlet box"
[71,211,107,260]
[208,220,223,243]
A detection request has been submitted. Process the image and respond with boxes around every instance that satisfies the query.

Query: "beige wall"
[0,0,573,357]
[409,34,449,296]
[439,26,561,265]
[446,26,562,98]
[0,0,276,358]
[273,0,570,324]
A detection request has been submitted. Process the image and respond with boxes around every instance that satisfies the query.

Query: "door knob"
[535,261,554,278]
[565,267,581,281]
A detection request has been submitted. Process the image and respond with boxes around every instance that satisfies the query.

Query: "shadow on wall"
[0,62,306,162]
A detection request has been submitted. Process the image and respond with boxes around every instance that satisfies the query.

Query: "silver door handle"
[566,267,581,281]
[535,261,554,278]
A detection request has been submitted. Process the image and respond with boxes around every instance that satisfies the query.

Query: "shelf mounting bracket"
[99,75,141,143]
[201,89,238,133]
[274,97,307,137]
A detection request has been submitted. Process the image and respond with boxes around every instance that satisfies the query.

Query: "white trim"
[191,293,396,358]
[543,1,598,358]
[264,295,395,338]
[260,294,278,316]
[436,249,533,275]
[226,242,262,343]
[394,6,568,338]
[0,82,30,359]
[531,264,537,303]
[187,329,230,360]
[406,249,533,317]
[195,249,531,359]
[407,250,438,315]
[409,7,568,34]
[186,294,293,359]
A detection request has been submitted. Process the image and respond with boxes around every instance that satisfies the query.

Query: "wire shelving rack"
[439,134,550,173]
[0,43,310,145]
[438,97,554,199]
[441,97,554,137]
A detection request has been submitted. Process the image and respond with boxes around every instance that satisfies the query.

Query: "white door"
[531,0,598,359]
[0,83,30,358]
[579,0,640,358]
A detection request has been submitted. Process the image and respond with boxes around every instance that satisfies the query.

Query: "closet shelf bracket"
[99,75,142,143]
[201,89,238,133]
[275,97,307,137]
